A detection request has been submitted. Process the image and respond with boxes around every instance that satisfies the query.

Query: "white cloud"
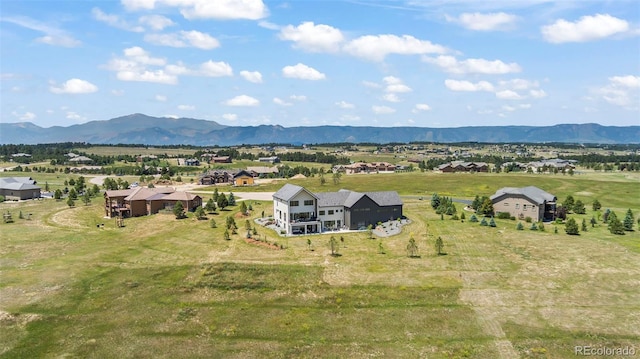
[258,21,280,30]
[541,14,629,43]
[382,93,401,102]
[529,89,547,98]
[106,47,232,84]
[499,78,539,90]
[413,103,432,112]
[50,78,99,94]
[447,12,518,31]
[386,84,412,93]
[502,104,531,111]
[240,70,263,83]
[597,75,640,107]
[222,113,238,121]
[145,30,220,49]
[200,60,233,77]
[344,34,447,61]
[2,16,81,47]
[425,55,521,74]
[225,95,259,107]
[335,100,355,109]
[92,8,144,32]
[122,0,268,20]
[138,14,174,31]
[11,111,36,121]
[444,79,494,92]
[609,75,640,88]
[65,111,87,122]
[279,21,344,52]
[495,90,523,100]
[362,80,382,89]
[178,104,195,110]
[282,63,326,80]
[111,89,124,96]
[273,97,292,106]
[290,95,307,101]
[372,105,396,114]
[155,94,167,102]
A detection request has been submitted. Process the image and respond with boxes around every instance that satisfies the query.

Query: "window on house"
[503,202,509,206]
[328,210,334,215]
[515,204,519,209]
[319,210,325,215]
[523,204,527,211]
[291,200,299,206]
[304,200,314,206]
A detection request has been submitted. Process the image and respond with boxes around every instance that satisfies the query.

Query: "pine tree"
[590,216,597,227]
[592,199,602,212]
[431,193,441,210]
[623,209,634,231]
[406,237,419,257]
[480,217,488,226]
[565,217,579,235]
[173,201,185,219]
[435,236,444,255]
[195,206,206,220]
[530,222,538,230]
[228,192,236,206]
[469,214,478,223]
[563,195,575,212]
[581,219,588,232]
[489,217,496,227]
[516,222,524,230]
[573,200,586,214]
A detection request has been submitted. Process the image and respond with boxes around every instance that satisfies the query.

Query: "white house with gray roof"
[273,184,403,235]
[490,186,556,222]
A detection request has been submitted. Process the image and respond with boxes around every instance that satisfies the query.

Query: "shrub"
[525,216,532,223]
[0,195,4,203]
[480,217,488,226]
[469,214,478,223]
[496,212,511,220]
[516,222,524,230]
[538,222,545,232]
[489,217,496,227]
[530,222,538,231]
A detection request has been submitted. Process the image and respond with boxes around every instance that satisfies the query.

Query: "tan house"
[104,187,201,218]
[490,186,556,222]
[233,170,255,186]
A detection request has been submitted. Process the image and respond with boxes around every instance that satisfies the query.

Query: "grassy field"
[1,171,639,358]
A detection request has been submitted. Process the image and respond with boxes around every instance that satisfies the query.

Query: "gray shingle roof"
[491,186,556,204]
[316,189,402,208]
[0,177,40,190]
[273,183,318,201]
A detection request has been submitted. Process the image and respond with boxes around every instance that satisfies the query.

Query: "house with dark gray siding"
[273,184,403,235]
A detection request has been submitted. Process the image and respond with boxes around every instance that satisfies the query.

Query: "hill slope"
[1,114,638,145]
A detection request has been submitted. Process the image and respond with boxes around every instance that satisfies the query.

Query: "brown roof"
[162,191,200,201]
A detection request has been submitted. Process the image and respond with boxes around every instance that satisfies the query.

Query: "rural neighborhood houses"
[436,161,489,173]
[104,187,202,218]
[0,177,41,200]
[273,184,403,235]
[490,186,557,222]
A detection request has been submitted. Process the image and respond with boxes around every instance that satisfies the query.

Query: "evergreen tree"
[581,218,588,232]
[478,198,494,217]
[54,189,62,200]
[480,217,488,226]
[228,192,236,206]
[210,219,217,228]
[530,222,538,230]
[471,195,481,211]
[565,217,579,235]
[469,214,478,223]
[573,200,586,214]
[516,222,524,230]
[608,213,625,235]
[489,217,496,227]
[603,209,611,223]
[623,209,634,231]
[538,222,545,232]
[205,198,216,213]
[590,216,597,227]
[240,201,248,214]
[173,201,185,219]
[68,188,78,200]
[66,197,75,207]
[223,230,230,240]
[592,199,602,212]
[82,192,91,206]
[45,181,50,191]
[213,188,219,201]
[195,206,206,220]
[563,195,575,213]
[431,193,441,210]
[217,193,228,210]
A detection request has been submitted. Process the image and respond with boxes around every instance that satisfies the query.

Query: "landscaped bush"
[480,217,488,226]
[0,195,4,203]
[496,212,511,220]
[469,214,478,223]
[516,222,524,230]
[525,217,532,223]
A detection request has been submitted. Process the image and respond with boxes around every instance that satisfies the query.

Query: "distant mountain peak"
[0,114,637,145]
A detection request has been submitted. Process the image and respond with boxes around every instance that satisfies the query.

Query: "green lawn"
[1,171,639,358]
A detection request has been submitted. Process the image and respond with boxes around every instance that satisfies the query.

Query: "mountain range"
[1,113,638,145]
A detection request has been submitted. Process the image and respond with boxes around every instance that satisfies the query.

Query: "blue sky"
[1,0,639,129]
